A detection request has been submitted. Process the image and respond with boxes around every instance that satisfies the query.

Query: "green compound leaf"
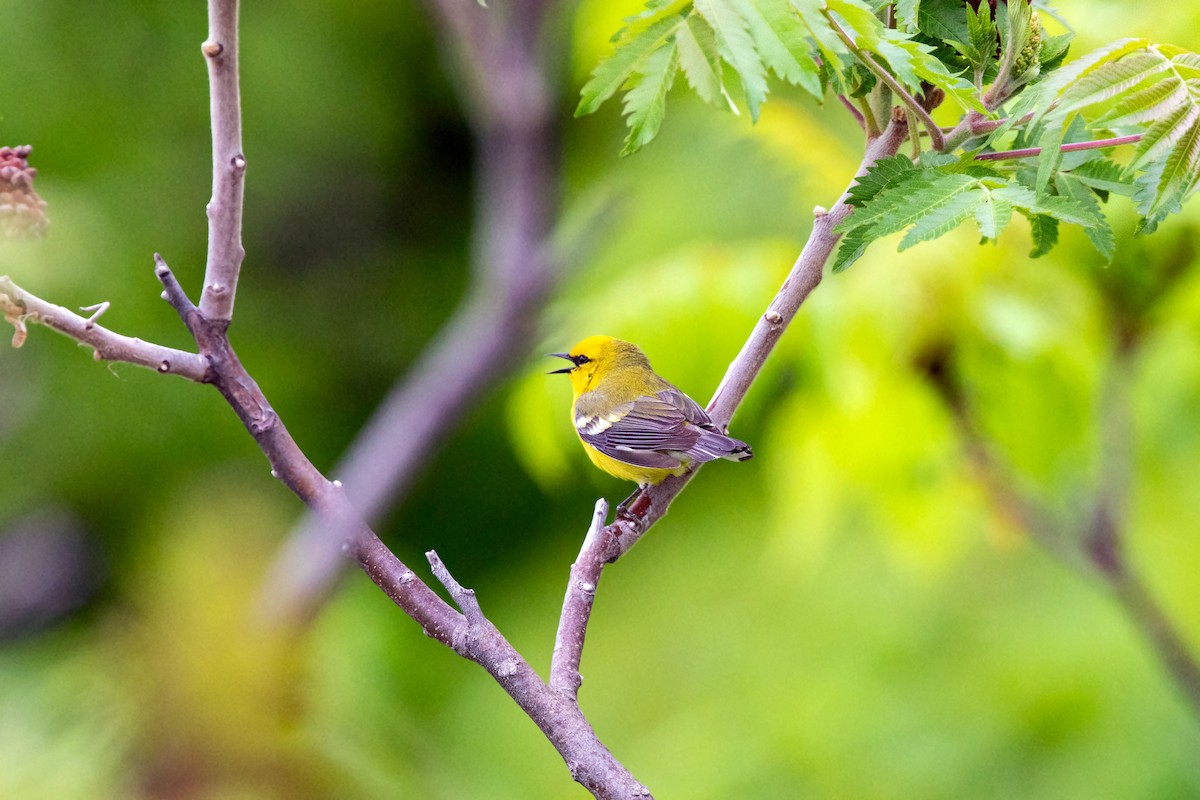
[621,42,681,156]
[675,12,733,108]
[694,0,768,120]
[732,0,822,97]
[576,12,686,117]
[1023,212,1060,258]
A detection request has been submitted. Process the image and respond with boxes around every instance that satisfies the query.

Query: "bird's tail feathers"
[691,429,754,463]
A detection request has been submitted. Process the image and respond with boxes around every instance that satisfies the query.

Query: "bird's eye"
[575,355,590,365]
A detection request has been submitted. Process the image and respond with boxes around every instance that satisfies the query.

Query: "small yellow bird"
[550,335,752,487]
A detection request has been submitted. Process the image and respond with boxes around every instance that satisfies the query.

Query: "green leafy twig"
[822,6,945,151]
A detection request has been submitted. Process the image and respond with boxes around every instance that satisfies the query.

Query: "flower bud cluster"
[0,146,49,240]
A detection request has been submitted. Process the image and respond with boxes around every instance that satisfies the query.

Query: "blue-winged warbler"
[549,335,752,486]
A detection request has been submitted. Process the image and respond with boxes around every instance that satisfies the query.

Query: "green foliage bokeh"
[2,1,1199,798]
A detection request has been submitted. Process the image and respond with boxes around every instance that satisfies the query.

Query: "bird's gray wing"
[574,393,699,469]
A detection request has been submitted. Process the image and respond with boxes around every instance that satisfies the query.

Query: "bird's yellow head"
[548,335,650,397]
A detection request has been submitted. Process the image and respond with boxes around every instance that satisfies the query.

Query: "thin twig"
[838,94,867,132]
[79,301,110,329]
[550,499,610,698]
[975,134,1142,162]
[928,335,1200,727]
[0,275,210,381]
[1109,570,1200,721]
[199,0,247,322]
[428,549,487,630]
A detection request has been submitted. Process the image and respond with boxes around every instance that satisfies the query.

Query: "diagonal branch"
[924,337,1200,726]
[539,114,913,703]
[590,112,912,563]
[261,0,564,622]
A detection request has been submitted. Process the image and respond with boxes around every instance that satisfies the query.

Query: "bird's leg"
[615,487,651,522]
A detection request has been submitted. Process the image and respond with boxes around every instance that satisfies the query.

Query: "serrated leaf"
[1098,77,1189,130]
[1039,37,1152,100]
[676,12,731,108]
[898,184,985,249]
[1054,174,1115,258]
[907,43,987,112]
[1129,101,1200,171]
[1132,160,1178,234]
[916,0,969,47]
[1057,51,1171,115]
[788,0,849,69]
[917,151,962,169]
[731,0,821,97]
[1034,118,1066,196]
[1022,37,1153,129]
[1039,32,1073,73]
[1066,159,1136,196]
[841,172,979,237]
[577,14,685,117]
[893,0,919,32]
[832,222,874,272]
[621,42,680,155]
[973,191,1014,240]
[992,183,1099,227]
[964,1,997,74]
[694,0,768,121]
[1024,212,1059,257]
[1140,112,1200,220]
[825,0,882,42]
[846,154,919,207]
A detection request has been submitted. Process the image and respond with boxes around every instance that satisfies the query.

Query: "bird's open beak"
[547,353,575,374]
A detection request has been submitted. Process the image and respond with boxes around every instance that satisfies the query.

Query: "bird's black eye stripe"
[574,355,591,366]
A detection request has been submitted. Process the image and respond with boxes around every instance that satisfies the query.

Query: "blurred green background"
[2,1,1200,798]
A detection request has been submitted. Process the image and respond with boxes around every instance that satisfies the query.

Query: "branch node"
[231,154,247,172]
[332,479,343,488]
[201,39,223,58]
[154,254,198,319]
[79,301,110,330]
[764,310,783,325]
[813,205,828,218]
[427,550,485,628]
[157,360,170,373]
